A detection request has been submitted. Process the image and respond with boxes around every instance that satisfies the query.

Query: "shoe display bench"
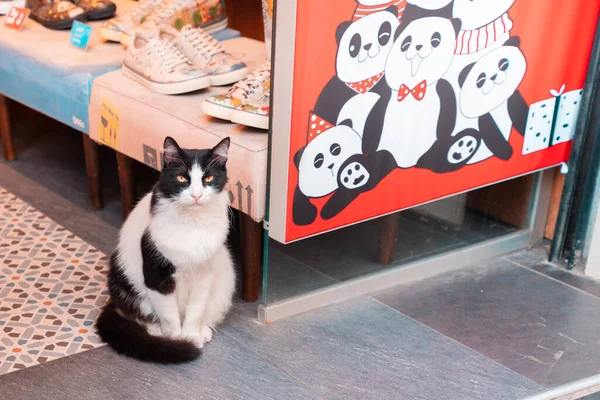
[0,0,240,207]
[88,37,268,302]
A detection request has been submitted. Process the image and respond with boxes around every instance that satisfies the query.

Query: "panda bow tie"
[397,80,427,102]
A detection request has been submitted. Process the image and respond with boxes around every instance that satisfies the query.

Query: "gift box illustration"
[522,85,583,155]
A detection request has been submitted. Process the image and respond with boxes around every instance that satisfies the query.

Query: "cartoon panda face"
[459,45,526,118]
[453,0,515,30]
[336,9,400,83]
[385,17,459,90]
[298,125,362,198]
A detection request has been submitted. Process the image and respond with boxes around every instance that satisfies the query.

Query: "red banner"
[279,0,600,243]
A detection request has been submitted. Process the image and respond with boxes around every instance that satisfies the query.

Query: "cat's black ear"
[212,137,230,165]
[163,136,182,167]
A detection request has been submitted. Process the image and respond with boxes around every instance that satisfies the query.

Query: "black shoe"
[28,0,87,30]
[72,0,115,20]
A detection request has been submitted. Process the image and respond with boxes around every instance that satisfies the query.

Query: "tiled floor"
[0,187,108,374]
[1,104,600,398]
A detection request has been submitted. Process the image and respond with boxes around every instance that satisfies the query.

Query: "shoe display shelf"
[89,36,267,220]
[0,0,240,134]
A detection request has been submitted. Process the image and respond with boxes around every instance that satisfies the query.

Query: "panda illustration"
[460,38,528,164]
[445,0,517,94]
[376,15,461,168]
[293,92,380,226]
[313,5,400,125]
[417,37,529,171]
[319,14,463,220]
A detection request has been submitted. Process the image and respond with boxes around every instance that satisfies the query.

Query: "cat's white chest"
[150,213,226,270]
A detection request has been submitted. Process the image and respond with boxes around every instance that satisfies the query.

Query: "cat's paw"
[199,325,213,345]
[182,326,213,348]
[146,322,164,337]
[161,323,182,338]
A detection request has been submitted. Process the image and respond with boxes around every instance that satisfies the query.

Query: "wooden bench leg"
[239,212,263,302]
[82,135,103,211]
[116,151,135,219]
[377,213,400,265]
[0,95,15,161]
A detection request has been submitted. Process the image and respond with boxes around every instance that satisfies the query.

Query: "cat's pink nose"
[192,194,202,201]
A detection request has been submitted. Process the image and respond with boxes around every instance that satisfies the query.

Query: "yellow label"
[99,97,120,149]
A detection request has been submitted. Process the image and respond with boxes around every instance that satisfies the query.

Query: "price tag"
[99,97,120,149]
[3,7,30,31]
[69,20,92,50]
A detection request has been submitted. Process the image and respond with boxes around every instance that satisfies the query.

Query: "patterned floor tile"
[0,187,109,375]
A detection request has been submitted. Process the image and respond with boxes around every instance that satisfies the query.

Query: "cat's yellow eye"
[204,175,215,183]
[176,175,188,183]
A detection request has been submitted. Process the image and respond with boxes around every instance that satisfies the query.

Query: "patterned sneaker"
[158,24,248,86]
[202,60,270,121]
[0,0,25,15]
[120,0,197,45]
[73,0,115,21]
[28,0,86,30]
[230,91,270,130]
[122,30,211,95]
[100,0,161,42]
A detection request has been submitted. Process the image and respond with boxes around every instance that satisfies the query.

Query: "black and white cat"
[96,137,235,364]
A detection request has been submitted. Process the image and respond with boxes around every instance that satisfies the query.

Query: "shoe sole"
[119,17,230,47]
[209,67,249,86]
[30,13,87,30]
[122,65,211,95]
[100,27,124,42]
[86,3,116,21]
[230,108,269,130]
[202,100,236,121]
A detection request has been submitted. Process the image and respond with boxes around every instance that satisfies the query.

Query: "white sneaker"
[120,0,197,45]
[158,24,248,86]
[122,30,211,95]
[202,60,271,121]
[100,0,162,42]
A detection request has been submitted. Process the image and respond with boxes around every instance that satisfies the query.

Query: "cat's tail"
[95,302,201,364]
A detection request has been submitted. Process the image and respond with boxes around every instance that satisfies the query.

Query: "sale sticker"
[3,7,30,31]
[69,20,92,50]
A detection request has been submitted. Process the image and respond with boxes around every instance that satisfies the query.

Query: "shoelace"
[126,0,158,20]
[151,38,189,70]
[232,61,271,94]
[146,0,181,24]
[181,26,224,59]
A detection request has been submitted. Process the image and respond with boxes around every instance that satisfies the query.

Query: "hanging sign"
[269,0,600,243]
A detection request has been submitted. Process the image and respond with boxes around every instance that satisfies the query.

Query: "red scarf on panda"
[455,13,513,55]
